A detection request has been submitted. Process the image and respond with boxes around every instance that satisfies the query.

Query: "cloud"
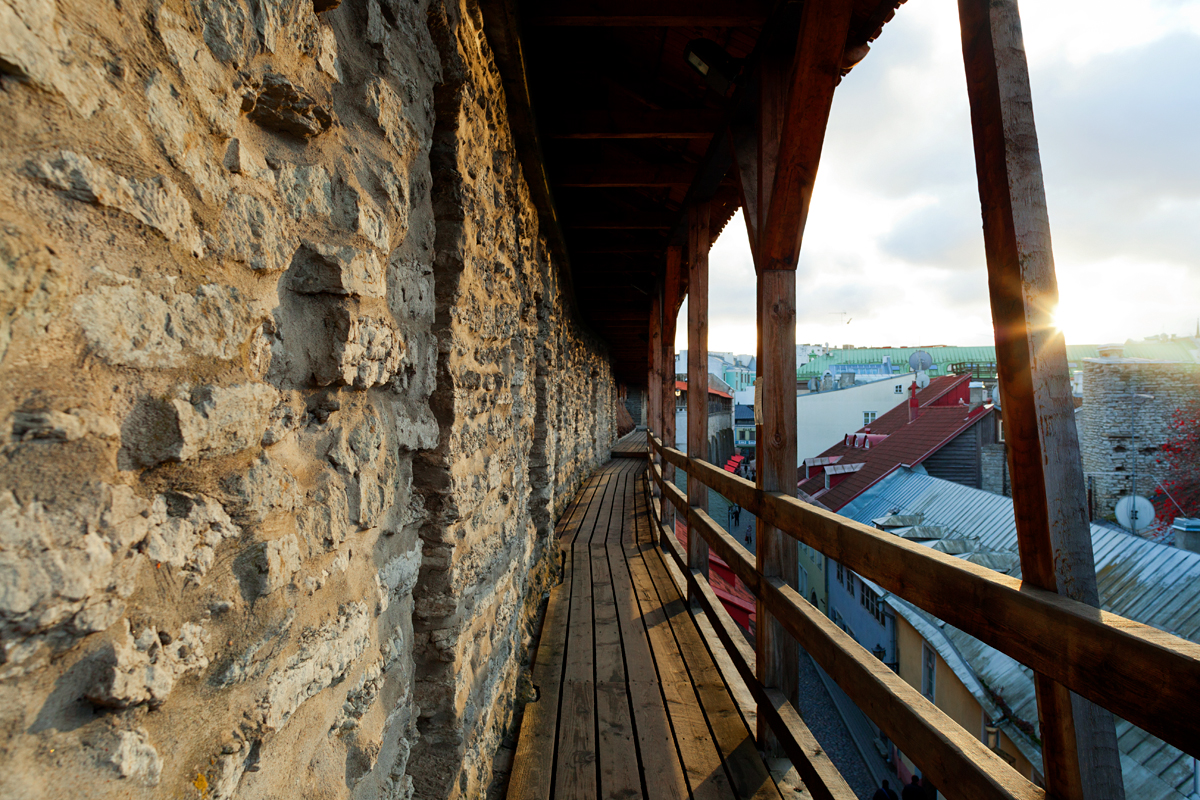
[697,0,1200,353]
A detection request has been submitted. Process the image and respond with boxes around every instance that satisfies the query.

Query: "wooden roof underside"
[480,0,907,386]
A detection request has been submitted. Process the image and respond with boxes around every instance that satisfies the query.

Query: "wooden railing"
[646,432,1200,800]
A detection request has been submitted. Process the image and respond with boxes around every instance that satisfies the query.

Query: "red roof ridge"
[918,372,972,407]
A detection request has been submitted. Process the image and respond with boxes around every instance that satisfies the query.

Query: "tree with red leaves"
[1153,401,1200,520]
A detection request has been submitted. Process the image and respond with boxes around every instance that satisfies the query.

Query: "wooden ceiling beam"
[528,0,768,27]
[550,109,724,139]
[567,229,669,254]
[554,164,696,187]
[757,0,855,271]
[563,213,674,229]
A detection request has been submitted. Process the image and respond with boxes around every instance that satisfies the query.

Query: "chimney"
[908,381,919,424]
[970,384,985,409]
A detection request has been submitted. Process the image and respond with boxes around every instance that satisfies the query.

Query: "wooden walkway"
[508,459,785,800]
[611,428,649,458]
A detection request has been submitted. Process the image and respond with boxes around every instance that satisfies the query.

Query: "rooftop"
[796,373,993,510]
[841,470,1200,800]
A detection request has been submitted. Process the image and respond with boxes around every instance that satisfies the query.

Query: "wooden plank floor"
[611,429,649,458]
[508,459,783,800]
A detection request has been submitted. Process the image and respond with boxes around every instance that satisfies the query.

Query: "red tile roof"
[796,373,993,511]
[675,379,733,399]
[674,520,756,630]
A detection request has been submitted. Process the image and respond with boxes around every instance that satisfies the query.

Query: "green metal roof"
[797,340,1197,377]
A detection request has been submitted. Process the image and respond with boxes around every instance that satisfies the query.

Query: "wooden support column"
[687,203,711,596]
[756,270,799,745]
[663,246,683,535]
[649,289,663,506]
[748,0,854,752]
[958,1,1123,798]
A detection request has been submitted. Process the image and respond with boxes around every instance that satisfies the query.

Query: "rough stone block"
[222,453,299,524]
[263,602,370,729]
[247,72,334,138]
[222,138,265,175]
[364,77,414,161]
[74,275,257,367]
[337,185,391,250]
[86,619,209,708]
[312,308,404,389]
[157,10,240,135]
[10,408,119,442]
[215,192,296,272]
[141,492,241,578]
[291,242,385,298]
[273,163,333,219]
[0,0,111,116]
[170,383,279,461]
[298,475,352,552]
[33,151,204,256]
[145,71,229,205]
[104,727,163,786]
[263,534,302,594]
[262,391,306,446]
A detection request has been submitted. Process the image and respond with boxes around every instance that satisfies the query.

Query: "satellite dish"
[991,385,1002,409]
[915,371,931,389]
[908,350,933,372]
[1116,495,1156,532]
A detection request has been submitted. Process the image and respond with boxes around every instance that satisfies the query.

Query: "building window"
[863,411,877,426]
[894,385,903,394]
[836,562,843,584]
[922,644,937,700]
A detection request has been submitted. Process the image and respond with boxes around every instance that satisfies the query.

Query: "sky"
[676,0,1200,355]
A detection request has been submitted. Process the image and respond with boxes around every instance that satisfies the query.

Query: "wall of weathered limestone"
[1078,359,1199,519]
[0,0,615,798]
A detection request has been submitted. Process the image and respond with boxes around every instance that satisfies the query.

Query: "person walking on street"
[901,775,927,800]
[872,779,899,800]
[732,505,741,526]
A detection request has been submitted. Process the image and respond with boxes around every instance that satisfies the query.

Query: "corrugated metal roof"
[841,470,1200,799]
[887,525,950,540]
[872,513,924,528]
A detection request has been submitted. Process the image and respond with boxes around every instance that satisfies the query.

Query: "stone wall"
[0,0,615,798]
[1078,359,1199,519]
[981,443,1010,497]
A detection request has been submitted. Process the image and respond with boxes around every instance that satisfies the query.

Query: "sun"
[1049,302,1087,342]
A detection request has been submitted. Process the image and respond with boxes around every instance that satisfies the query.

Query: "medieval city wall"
[1078,359,1198,520]
[0,0,615,798]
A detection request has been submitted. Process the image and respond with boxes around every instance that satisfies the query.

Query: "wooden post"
[958,1,1124,798]
[756,270,799,745]
[663,246,683,536]
[687,203,711,596]
[650,289,663,508]
[745,0,853,752]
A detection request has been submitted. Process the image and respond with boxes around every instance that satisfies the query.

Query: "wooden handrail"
[651,463,1042,800]
[650,501,857,800]
[648,436,1200,762]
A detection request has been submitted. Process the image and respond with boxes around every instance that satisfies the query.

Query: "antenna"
[829,311,850,326]
[1116,495,1155,533]
[908,350,933,372]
